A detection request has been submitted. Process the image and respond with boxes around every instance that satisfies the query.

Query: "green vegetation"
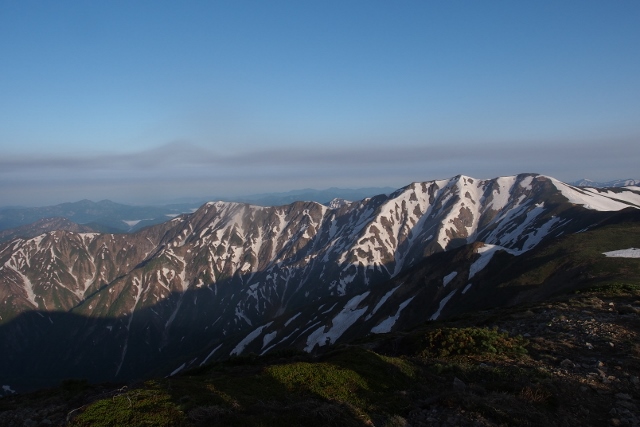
[62,330,533,426]
[421,326,529,358]
[66,348,418,427]
[577,282,640,296]
[70,383,185,427]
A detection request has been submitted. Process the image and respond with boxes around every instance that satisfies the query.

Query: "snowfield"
[603,248,640,258]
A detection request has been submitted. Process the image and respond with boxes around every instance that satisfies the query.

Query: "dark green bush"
[421,327,528,358]
[578,282,640,295]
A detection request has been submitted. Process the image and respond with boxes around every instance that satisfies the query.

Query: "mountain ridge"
[1,173,639,390]
[570,178,640,188]
[0,187,395,239]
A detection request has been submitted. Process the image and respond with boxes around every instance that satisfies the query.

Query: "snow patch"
[443,271,457,286]
[200,344,223,366]
[469,244,516,279]
[230,322,273,356]
[262,331,278,349]
[365,284,401,320]
[519,176,534,190]
[603,248,640,258]
[371,296,415,334]
[284,312,301,327]
[169,363,186,376]
[304,292,370,351]
[430,289,457,320]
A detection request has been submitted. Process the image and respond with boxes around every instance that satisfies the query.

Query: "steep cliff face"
[1,174,639,388]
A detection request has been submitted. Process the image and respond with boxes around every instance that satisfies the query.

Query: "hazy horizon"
[2,2,639,206]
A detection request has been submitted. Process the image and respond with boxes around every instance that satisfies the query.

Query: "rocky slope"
[1,282,638,427]
[0,218,102,244]
[0,173,639,389]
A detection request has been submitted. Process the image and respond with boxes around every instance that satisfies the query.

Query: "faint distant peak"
[570,178,640,188]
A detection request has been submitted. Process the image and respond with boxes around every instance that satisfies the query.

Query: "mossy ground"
[65,347,419,427]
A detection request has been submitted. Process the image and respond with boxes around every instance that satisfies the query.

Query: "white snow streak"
[230,322,273,356]
[442,271,458,286]
[370,296,415,334]
[469,245,501,279]
[262,331,278,349]
[603,248,640,258]
[284,312,301,327]
[169,363,186,376]
[4,262,38,308]
[200,344,223,366]
[365,284,401,320]
[304,292,370,351]
[429,289,457,321]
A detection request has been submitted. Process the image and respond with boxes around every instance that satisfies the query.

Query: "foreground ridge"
[1,282,639,426]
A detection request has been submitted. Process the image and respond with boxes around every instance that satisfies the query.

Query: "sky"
[1,1,639,207]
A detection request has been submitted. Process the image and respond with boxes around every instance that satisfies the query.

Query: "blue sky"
[1,1,639,206]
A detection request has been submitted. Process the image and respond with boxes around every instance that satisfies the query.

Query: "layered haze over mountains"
[2,2,640,206]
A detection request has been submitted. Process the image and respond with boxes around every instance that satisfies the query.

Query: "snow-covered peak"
[549,178,640,211]
[327,198,352,209]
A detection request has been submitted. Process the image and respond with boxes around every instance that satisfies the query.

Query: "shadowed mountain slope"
[1,174,639,389]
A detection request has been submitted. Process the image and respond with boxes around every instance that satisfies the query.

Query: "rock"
[617,305,639,314]
[586,342,594,350]
[23,420,37,427]
[617,400,637,411]
[453,377,466,391]
[615,393,632,400]
[560,359,574,368]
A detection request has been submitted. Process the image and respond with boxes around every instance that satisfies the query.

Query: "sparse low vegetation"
[420,326,529,358]
[2,282,639,427]
[578,282,640,295]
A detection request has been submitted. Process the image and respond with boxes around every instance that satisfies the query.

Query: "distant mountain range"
[0,187,394,241]
[1,173,639,391]
[0,199,198,236]
[570,178,640,187]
